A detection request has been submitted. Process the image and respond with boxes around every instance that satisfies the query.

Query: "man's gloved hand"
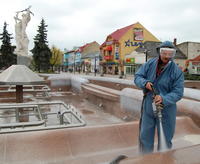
[154,95,163,105]
[145,82,153,91]
[156,103,164,110]
[154,95,164,110]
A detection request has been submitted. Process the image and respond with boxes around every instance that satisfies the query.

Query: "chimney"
[173,38,177,46]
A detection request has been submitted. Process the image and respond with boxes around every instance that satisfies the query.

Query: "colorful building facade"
[100,22,160,76]
[63,42,100,73]
[80,41,100,73]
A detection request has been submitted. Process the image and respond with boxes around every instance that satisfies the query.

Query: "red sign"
[104,56,113,60]
[126,58,135,63]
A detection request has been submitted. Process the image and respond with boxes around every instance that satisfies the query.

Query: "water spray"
[151,86,168,152]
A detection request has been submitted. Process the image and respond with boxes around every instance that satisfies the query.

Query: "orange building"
[100,22,159,76]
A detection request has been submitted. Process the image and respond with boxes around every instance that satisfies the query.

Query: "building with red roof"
[100,22,159,76]
[185,55,200,74]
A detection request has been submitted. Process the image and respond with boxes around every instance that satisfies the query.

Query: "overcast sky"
[0,0,199,52]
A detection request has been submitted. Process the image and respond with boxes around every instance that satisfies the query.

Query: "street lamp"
[119,59,124,79]
[144,49,150,62]
[94,54,99,76]
[140,44,149,63]
[144,49,148,62]
[94,56,97,76]
[73,53,76,74]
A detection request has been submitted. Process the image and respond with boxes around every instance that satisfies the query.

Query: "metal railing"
[0,101,86,133]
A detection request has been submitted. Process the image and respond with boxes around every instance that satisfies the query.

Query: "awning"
[106,46,112,51]
[101,62,119,65]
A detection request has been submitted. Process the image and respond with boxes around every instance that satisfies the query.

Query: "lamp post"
[144,49,150,62]
[73,53,76,74]
[94,56,97,76]
[119,59,124,79]
[141,44,149,63]
[145,50,147,62]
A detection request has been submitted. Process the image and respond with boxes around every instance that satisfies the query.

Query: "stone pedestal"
[16,85,29,122]
[17,55,31,67]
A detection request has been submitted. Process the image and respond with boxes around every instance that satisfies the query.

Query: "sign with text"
[133,28,144,41]
[124,40,143,47]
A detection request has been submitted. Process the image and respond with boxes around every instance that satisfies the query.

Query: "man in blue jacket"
[134,41,184,154]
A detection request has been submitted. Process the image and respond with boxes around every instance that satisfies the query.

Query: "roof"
[109,24,134,40]
[0,65,44,85]
[78,41,98,53]
[135,41,187,59]
[78,44,89,53]
[190,55,200,61]
[101,23,135,47]
[186,55,200,65]
[65,50,76,54]
[135,41,161,54]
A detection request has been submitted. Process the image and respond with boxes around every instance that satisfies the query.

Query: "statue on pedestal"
[14,6,34,57]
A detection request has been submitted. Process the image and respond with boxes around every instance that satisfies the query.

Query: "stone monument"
[14,6,34,66]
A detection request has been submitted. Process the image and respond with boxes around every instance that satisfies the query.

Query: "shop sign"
[115,46,119,53]
[106,41,113,45]
[133,28,144,41]
[115,53,119,60]
[125,40,143,47]
[104,55,113,60]
[126,58,135,63]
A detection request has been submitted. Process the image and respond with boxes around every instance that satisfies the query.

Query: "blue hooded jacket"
[134,41,184,153]
[134,57,184,108]
[134,57,184,152]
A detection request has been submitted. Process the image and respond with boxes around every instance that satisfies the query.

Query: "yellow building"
[100,22,160,76]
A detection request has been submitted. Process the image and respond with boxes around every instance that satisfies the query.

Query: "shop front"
[125,56,143,75]
[125,57,135,75]
[100,40,120,74]
[101,61,119,75]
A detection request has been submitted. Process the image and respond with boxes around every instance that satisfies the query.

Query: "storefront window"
[126,66,135,75]
[126,64,141,75]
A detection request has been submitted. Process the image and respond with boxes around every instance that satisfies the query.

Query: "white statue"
[14,6,34,56]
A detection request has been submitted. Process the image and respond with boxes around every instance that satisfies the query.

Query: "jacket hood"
[156,41,177,54]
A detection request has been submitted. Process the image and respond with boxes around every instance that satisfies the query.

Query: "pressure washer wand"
[151,85,163,119]
[151,85,163,120]
[151,85,168,151]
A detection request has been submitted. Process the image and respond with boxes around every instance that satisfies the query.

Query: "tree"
[0,22,16,69]
[50,45,63,67]
[31,19,51,72]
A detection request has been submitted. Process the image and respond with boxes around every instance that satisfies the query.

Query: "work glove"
[156,103,164,110]
[145,82,153,91]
